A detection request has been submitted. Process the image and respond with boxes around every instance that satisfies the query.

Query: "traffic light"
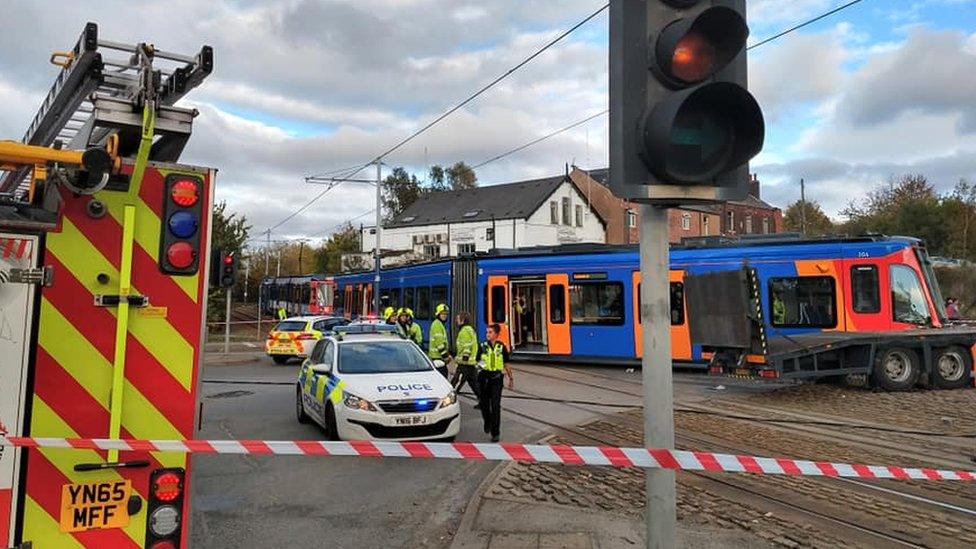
[159,174,204,274]
[210,250,237,288]
[610,0,764,203]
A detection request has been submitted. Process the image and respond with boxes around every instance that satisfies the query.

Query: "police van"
[296,327,460,441]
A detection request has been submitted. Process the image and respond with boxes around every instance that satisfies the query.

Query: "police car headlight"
[438,391,457,408]
[343,393,377,411]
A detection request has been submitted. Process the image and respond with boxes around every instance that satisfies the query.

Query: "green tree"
[207,201,250,322]
[313,223,363,274]
[382,167,423,221]
[783,200,834,235]
[446,161,478,190]
[428,165,448,192]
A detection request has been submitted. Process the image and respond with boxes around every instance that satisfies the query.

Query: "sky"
[2,0,976,247]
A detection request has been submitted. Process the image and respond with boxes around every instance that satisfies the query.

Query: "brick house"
[568,167,781,243]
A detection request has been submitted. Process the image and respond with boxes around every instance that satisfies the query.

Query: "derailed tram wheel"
[932,346,973,390]
[872,347,920,391]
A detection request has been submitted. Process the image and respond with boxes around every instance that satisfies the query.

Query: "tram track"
[495,365,976,547]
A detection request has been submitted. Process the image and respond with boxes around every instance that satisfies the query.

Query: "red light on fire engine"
[170,180,199,207]
[153,472,182,502]
[166,242,195,269]
[150,541,177,549]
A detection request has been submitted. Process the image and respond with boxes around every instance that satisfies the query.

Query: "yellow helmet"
[435,303,449,316]
[383,306,396,319]
[400,307,414,318]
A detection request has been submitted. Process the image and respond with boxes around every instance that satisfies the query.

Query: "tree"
[783,200,834,235]
[382,167,423,221]
[428,165,448,192]
[314,223,363,274]
[207,201,250,321]
[446,161,478,191]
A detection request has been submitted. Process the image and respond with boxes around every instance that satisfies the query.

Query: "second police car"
[296,324,460,441]
[266,315,349,364]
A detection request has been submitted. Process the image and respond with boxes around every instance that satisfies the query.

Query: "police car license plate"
[59,480,131,533]
[395,415,428,426]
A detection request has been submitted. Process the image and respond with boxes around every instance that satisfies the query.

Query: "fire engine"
[0,23,214,548]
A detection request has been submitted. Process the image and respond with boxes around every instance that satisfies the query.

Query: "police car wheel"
[272,355,290,365]
[296,386,310,424]
[323,403,339,441]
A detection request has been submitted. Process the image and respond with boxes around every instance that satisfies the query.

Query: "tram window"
[636,282,685,325]
[891,265,931,325]
[670,282,685,325]
[490,286,507,323]
[351,285,361,316]
[404,287,415,312]
[769,277,837,328]
[851,265,880,313]
[416,287,431,320]
[431,285,448,310]
[390,288,401,309]
[483,286,489,323]
[549,284,566,324]
[570,283,624,325]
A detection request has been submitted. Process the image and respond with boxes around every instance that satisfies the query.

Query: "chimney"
[749,173,760,199]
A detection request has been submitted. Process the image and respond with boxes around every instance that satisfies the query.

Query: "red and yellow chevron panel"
[21,162,213,548]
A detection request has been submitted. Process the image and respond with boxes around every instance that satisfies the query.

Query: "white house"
[356,173,606,266]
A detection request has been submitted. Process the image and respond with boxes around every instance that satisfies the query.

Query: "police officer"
[397,308,423,346]
[277,305,287,320]
[428,303,451,378]
[478,323,513,442]
[384,306,397,325]
[451,312,480,405]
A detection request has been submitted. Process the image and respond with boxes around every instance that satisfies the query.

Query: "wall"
[721,203,784,236]
[666,208,722,243]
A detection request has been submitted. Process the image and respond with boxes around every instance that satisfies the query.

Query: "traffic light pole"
[224,287,232,355]
[639,204,676,548]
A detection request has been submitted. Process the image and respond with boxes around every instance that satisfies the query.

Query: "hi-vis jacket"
[455,325,478,366]
[428,318,450,360]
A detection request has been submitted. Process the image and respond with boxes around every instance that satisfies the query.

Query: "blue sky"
[2,0,976,241]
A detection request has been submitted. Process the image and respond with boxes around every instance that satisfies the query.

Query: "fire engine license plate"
[735,368,754,377]
[395,415,428,426]
[59,480,131,533]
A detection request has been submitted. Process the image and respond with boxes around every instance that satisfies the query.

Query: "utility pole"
[298,240,307,273]
[374,159,383,317]
[244,257,250,302]
[800,178,807,235]
[265,229,271,276]
[276,250,281,277]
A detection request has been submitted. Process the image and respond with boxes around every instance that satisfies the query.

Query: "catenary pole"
[640,204,675,548]
[374,160,383,316]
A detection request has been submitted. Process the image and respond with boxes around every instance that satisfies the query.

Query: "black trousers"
[478,371,504,438]
[452,364,480,397]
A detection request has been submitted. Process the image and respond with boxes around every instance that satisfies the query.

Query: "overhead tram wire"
[471,1,869,171]
[747,0,866,51]
[259,3,609,236]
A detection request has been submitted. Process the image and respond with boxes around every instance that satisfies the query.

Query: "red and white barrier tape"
[2,436,973,481]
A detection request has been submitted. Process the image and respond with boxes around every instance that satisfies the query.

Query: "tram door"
[511,277,549,354]
[487,276,511,349]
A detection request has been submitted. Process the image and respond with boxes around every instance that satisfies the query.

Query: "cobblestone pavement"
[483,383,976,549]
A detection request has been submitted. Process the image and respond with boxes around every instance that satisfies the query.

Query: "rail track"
[498,363,976,548]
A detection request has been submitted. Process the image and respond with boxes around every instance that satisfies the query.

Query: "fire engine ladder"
[0,21,213,198]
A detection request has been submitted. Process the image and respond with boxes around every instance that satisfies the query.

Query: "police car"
[266,316,348,364]
[295,326,460,441]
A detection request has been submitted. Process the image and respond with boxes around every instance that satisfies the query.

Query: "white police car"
[295,326,460,441]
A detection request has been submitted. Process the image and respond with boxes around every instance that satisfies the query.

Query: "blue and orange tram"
[262,236,976,389]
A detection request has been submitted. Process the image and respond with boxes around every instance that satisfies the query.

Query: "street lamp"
[305,160,383,316]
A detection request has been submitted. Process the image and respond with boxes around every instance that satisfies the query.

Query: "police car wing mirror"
[311,363,332,375]
[432,360,446,368]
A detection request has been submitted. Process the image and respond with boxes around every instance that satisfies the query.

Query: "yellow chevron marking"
[22,496,86,549]
[26,400,146,546]
[47,217,193,390]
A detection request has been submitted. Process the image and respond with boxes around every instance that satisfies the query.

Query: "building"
[357,173,605,265]
[571,167,781,243]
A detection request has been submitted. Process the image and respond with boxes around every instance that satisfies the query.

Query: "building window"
[569,282,625,325]
[681,213,691,231]
[550,201,558,225]
[627,210,637,228]
[486,227,494,241]
[745,215,753,234]
[769,276,837,328]
[726,211,734,233]
[762,217,770,234]
[851,265,880,314]
[703,217,710,236]
[562,197,571,226]
[423,244,441,260]
[575,205,583,227]
[457,243,476,255]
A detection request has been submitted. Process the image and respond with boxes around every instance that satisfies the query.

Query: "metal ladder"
[0,22,213,197]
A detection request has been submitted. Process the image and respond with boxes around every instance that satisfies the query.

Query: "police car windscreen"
[275,321,307,332]
[338,342,433,374]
